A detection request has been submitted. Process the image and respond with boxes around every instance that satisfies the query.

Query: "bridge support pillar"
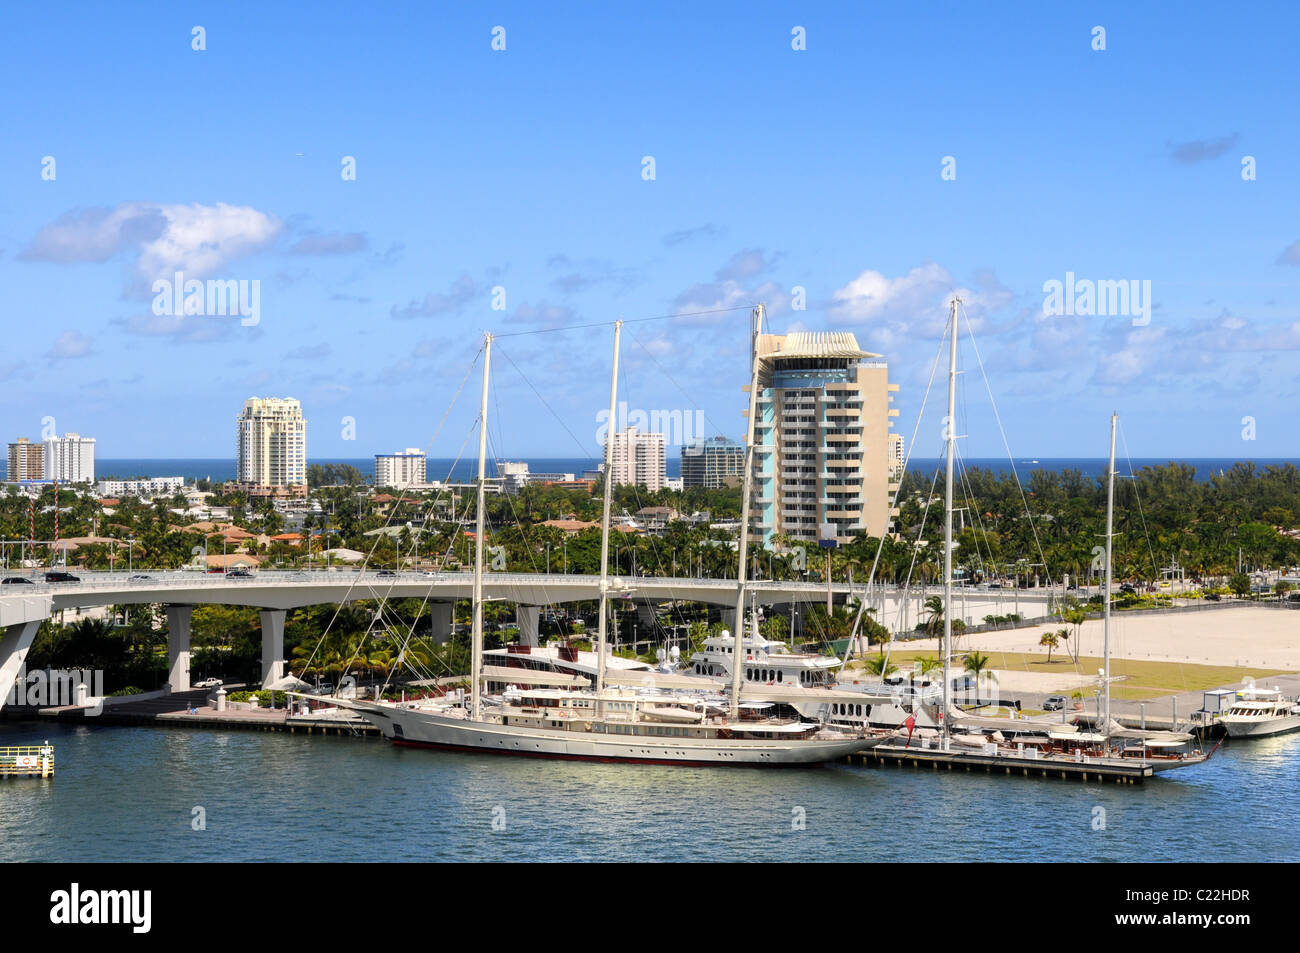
[260,609,286,687]
[165,605,193,694]
[429,603,453,644]
[0,621,41,712]
[517,606,540,647]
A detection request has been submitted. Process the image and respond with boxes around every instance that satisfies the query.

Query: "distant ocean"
[18,455,1300,485]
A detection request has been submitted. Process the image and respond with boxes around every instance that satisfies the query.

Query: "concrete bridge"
[0,569,1057,706]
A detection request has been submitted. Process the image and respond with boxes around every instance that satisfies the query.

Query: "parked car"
[1044,695,1066,712]
[44,571,80,583]
[1,577,35,585]
[193,678,223,689]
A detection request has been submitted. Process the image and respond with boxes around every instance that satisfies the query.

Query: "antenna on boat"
[942,296,959,747]
[730,303,764,719]
[471,331,493,721]
[596,320,623,695]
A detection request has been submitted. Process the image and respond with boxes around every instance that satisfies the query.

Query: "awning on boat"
[739,684,888,704]
[483,666,591,688]
[603,671,723,691]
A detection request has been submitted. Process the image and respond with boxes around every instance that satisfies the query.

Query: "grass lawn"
[849,649,1293,699]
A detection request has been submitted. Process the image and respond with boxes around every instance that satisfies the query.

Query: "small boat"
[1220,688,1300,738]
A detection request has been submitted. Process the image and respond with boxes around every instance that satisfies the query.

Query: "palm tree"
[1038,631,1060,663]
[963,650,997,684]
[862,652,897,677]
[922,595,944,638]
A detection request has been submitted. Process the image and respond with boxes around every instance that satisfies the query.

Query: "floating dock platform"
[0,743,54,778]
[846,742,1203,784]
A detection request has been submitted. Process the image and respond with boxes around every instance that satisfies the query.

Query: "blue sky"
[2,2,1298,466]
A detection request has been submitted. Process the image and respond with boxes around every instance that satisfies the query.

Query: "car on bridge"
[227,569,254,578]
[44,571,80,583]
[1,577,35,585]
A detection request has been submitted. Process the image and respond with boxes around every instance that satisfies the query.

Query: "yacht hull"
[354,701,878,765]
[1222,713,1300,738]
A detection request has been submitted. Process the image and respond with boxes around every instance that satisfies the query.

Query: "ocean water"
[2,720,1296,863]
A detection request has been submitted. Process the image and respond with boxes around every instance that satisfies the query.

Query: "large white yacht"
[1220,688,1300,738]
[331,314,889,766]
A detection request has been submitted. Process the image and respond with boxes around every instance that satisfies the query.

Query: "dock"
[5,689,379,738]
[846,742,1202,783]
[0,743,54,778]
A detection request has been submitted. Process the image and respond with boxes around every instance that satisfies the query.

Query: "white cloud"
[829,262,953,324]
[45,330,94,361]
[21,201,282,296]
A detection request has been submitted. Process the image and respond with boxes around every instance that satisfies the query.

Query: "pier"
[847,742,1199,783]
[7,688,379,738]
[0,743,54,777]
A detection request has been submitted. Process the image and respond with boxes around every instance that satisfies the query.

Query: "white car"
[193,678,223,689]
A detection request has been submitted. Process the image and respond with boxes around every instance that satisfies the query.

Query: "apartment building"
[747,331,898,546]
[236,398,307,487]
[681,436,744,489]
[6,438,45,482]
[376,449,428,488]
[604,427,666,491]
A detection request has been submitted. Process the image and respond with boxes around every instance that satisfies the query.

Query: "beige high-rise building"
[747,332,898,546]
[604,427,666,491]
[236,398,307,486]
[6,438,44,482]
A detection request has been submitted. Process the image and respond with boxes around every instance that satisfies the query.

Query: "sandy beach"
[891,604,1300,671]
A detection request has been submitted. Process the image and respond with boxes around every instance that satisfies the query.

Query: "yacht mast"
[471,332,492,721]
[731,304,764,719]
[597,320,622,695]
[1104,412,1117,738]
[942,297,958,745]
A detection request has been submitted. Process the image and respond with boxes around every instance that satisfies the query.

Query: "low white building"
[97,476,185,497]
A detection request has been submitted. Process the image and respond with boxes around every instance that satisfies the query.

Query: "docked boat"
[329,310,888,765]
[1220,688,1300,738]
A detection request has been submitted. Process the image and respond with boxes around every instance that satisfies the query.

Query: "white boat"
[334,310,887,765]
[1220,688,1300,738]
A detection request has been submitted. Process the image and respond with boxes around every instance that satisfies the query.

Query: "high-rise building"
[888,432,905,479]
[748,331,898,546]
[43,433,96,483]
[681,436,744,489]
[236,398,307,487]
[604,427,666,491]
[6,438,45,482]
[376,449,427,488]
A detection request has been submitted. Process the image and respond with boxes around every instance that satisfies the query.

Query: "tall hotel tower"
[748,332,898,546]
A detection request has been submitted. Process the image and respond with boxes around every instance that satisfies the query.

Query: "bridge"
[0,569,1056,706]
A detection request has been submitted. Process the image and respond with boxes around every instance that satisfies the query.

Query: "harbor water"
[1,721,1296,862]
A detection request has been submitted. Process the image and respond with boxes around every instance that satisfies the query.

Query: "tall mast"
[1104,412,1117,737]
[471,332,492,721]
[597,320,622,695]
[942,297,958,745]
[731,304,764,718]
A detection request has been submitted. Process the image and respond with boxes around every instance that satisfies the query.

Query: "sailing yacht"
[330,311,887,765]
